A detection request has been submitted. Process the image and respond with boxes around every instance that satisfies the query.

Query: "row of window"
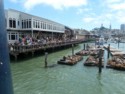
[9,18,17,28]
[22,19,31,29]
[8,32,18,40]
[8,18,64,31]
[33,20,63,31]
[8,32,29,41]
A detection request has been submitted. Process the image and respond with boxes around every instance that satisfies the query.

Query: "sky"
[4,0,125,30]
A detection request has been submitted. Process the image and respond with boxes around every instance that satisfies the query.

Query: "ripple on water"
[11,43,125,94]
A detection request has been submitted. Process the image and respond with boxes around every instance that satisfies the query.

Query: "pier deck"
[104,45,125,56]
[9,40,84,61]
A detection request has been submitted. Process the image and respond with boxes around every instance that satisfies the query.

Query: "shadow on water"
[96,73,103,93]
[97,73,102,81]
[43,64,59,68]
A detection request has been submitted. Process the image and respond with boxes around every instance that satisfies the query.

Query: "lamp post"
[0,0,13,94]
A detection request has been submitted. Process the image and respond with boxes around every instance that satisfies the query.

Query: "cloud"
[115,11,125,23]
[105,0,122,4]
[77,8,91,14]
[10,0,18,3]
[23,0,87,10]
[109,3,125,10]
[104,0,125,11]
[82,12,114,28]
[83,17,94,23]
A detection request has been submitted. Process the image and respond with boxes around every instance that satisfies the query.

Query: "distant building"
[120,24,125,31]
[109,23,111,30]
[74,29,94,40]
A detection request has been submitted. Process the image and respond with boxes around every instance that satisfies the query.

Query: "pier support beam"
[0,0,13,94]
[32,51,34,57]
[14,54,18,61]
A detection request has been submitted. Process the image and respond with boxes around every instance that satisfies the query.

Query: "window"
[36,21,38,28]
[22,20,24,29]
[9,18,12,28]
[11,34,16,40]
[44,23,46,29]
[29,19,31,28]
[33,20,35,28]
[24,20,26,28]
[41,22,43,29]
[13,19,16,28]
[38,21,40,28]
[50,24,52,30]
[43,23,45,29]
[27,19,29,28]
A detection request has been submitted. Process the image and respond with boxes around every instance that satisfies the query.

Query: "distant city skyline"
[4,0,125,30]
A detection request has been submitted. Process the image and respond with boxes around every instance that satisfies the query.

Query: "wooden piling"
[84,44,85,50]
[108,44,110,58]
[45,52,48,68]
[118,40,119,49]
[86,44,89,51]
[72,44,74,56]
[98,49,102,73]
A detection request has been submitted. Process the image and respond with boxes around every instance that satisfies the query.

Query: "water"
[10,43,125,94]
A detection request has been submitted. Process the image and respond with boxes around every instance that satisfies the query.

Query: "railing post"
[0,1,13,94]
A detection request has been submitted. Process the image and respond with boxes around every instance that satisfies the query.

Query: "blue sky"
[4,0,125,30]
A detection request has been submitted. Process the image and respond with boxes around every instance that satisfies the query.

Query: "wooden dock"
[104,45,125,56]
[9,40,84,61]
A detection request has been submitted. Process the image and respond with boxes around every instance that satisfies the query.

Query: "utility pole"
[0,0,13,94]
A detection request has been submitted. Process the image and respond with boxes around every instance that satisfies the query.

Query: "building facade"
[120,24,125,32]
[5,9,65,43]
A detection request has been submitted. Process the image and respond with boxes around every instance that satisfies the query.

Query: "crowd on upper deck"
[10,32,76,46]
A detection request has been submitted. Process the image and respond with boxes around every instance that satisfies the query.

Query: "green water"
[11,43,125,94]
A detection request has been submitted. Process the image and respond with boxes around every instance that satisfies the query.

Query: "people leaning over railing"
[8,34,84,52]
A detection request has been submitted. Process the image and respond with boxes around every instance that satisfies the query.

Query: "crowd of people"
[11,33,76,46]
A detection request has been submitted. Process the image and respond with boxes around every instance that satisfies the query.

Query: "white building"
[5,9,65,43]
